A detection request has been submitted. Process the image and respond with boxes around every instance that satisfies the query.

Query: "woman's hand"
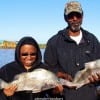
[3,84,17,96]
[52,84,63,94]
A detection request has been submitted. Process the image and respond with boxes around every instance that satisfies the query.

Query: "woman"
[0,36,50,100]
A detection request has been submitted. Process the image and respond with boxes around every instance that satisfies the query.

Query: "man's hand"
[3,84,17,96]
[52,72,73,94]
[57,72,73,81]
[88,72,100,83]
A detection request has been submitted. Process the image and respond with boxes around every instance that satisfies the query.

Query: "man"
[44,1,100,100]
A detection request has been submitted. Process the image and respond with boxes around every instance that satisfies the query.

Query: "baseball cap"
[64,1,83,16]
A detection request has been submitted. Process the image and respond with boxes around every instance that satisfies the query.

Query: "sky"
[0,0,100,44]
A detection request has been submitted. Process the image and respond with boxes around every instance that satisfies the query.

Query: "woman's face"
[20,44,37,68]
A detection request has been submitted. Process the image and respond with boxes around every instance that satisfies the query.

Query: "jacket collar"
[62,27,91,44]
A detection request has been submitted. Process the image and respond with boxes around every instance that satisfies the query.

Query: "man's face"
[67,12,83,32]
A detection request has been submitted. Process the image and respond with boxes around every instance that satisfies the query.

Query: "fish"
[72,59,100,88]
[0,59,100,93]
[0,68,78,93]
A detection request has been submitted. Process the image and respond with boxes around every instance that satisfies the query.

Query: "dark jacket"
[44,28,100,100]
[0,37,48,100]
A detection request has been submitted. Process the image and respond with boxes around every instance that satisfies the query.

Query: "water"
[0,49,45,68]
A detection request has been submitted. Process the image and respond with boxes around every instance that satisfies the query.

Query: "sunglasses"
[21,53,37,56]
[67,12,82,20]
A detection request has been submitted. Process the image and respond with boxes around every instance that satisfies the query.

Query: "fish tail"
[59,78,71,86]
[0,79,8,89]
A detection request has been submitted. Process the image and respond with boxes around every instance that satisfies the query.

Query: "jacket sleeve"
[92,34,100,59]
[0,90,8,100]
[0,67,8,100]
[44,39,63,73]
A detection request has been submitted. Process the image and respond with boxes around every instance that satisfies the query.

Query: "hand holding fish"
[0,59,100,94]
[52,84,64,94]
[88,72,100,83]
[56,72,77,88]
[72,59,100,88]
[57,72,73,81]
[3,84,17,96]
[0,68,77,94]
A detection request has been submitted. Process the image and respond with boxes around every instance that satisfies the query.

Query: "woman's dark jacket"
[44,27,100,100]
[0,37,48,100]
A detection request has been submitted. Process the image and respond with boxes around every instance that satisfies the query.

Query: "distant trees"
[0,40,46,49]
[0,40,16,49]
[39,44,46,49]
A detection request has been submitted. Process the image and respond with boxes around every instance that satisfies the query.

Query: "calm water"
[0,49,45,68]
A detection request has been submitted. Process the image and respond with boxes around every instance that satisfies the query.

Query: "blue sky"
[0,0,100,43]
